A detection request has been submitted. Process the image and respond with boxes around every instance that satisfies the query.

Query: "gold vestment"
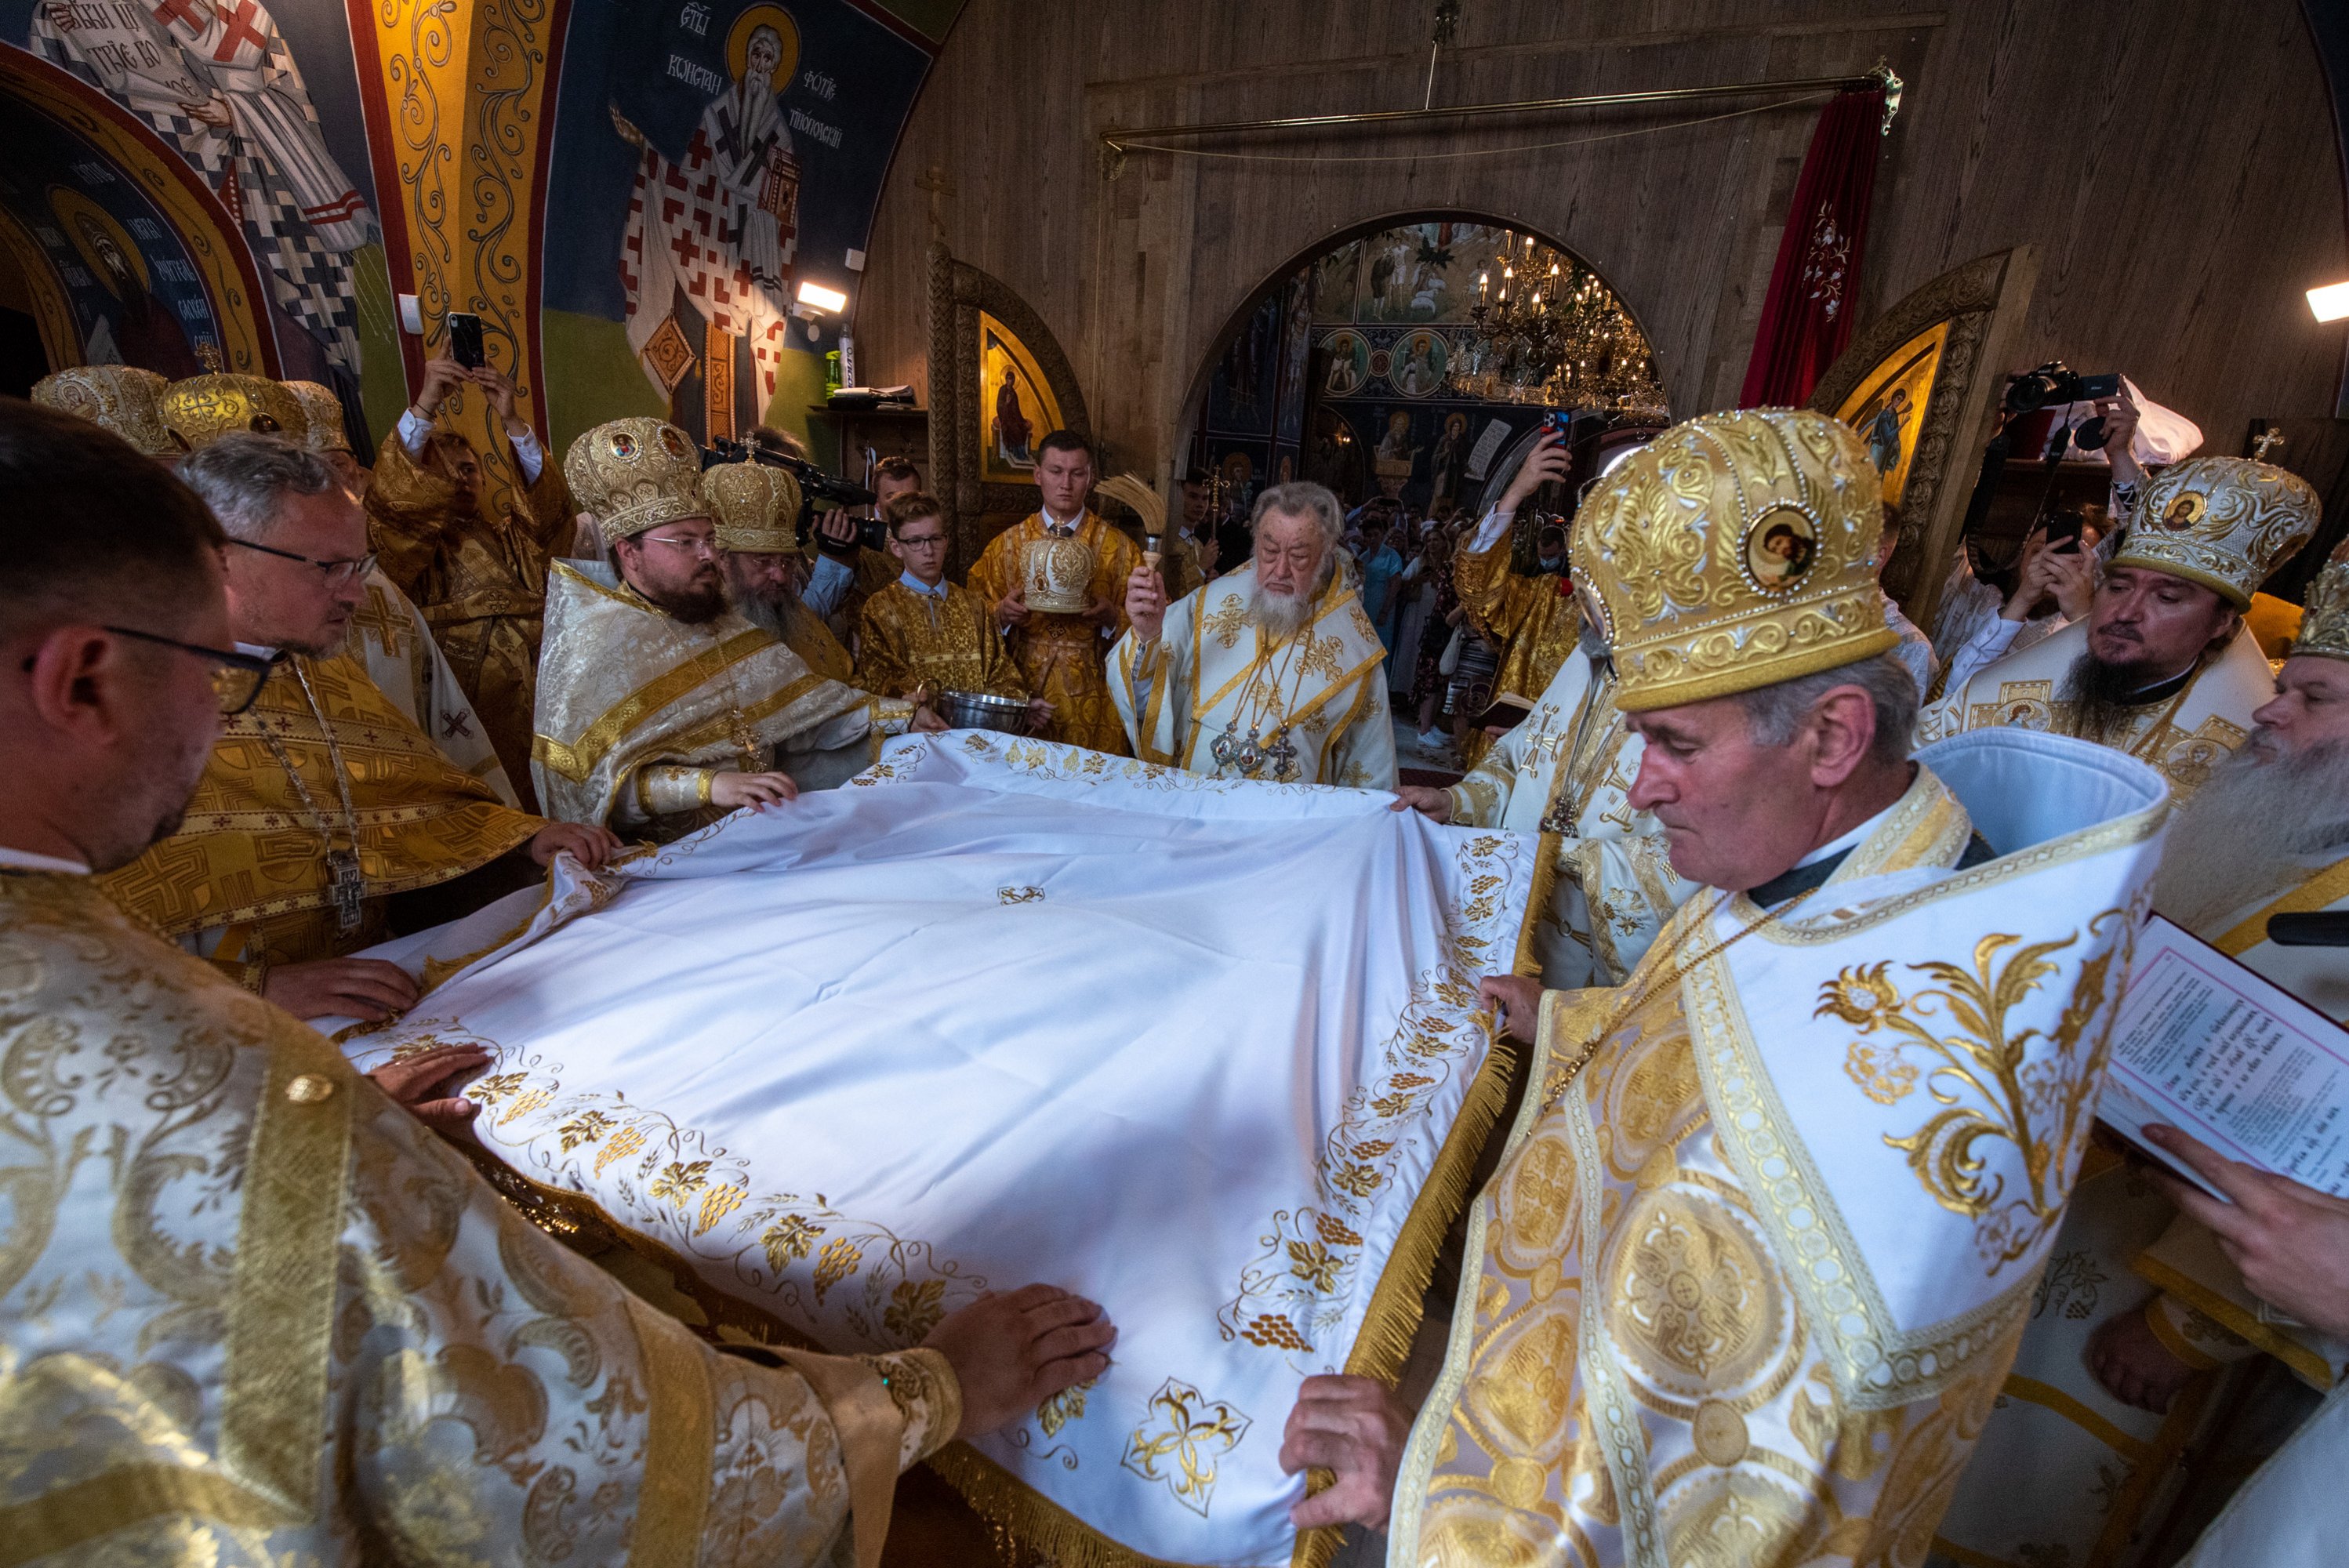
[96,651,544,985]
[966,512,1141,754]
[855,579,1030,701]
[532,561,910,838]
[773,588,856,682]
[1453,531,1577,705]
[0,867,959,1565]
[365,430,575,809]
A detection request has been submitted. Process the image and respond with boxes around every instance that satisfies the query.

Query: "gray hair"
[176,433,340,542]
[1736,652,1919,767]
[1251,481,1343,549]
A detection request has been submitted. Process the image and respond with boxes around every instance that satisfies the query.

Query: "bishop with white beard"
[1112,481,1397,789]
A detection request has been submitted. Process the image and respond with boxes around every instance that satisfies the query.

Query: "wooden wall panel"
[855,0,2349,544]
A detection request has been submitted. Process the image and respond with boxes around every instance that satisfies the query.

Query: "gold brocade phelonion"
[252,659,369,936]
[1531,886,1813,1118]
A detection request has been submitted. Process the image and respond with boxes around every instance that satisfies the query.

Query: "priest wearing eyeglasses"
[532,419,944,843]
[97,435,615,1022]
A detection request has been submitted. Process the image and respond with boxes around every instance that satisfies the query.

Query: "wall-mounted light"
[2309,281,2349,322]
[797,281,848,314]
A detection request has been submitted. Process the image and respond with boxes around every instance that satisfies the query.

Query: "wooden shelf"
[806,405,928,419]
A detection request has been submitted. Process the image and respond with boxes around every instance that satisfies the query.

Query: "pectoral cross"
[2251,423,2286,462]
[728,707,761,771]
[327,849,365,936]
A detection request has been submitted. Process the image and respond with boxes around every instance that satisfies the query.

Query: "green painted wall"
[542,306,838,471]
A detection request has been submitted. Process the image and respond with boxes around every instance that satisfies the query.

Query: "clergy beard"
[2058,648,2185,745]
[732,585,788,639]
[1578,619,1611,670]
[641,579,728,625]
[1243,580,1316,641]
[2154,737,2349,934]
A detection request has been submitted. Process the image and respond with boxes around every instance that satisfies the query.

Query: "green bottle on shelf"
[823,350,843,397]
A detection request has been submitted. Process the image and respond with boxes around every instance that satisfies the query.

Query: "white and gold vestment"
[1445,646,1696,988]
[1109,563,1397,789]
[532,561,911,837]
[0,866,960,1565]
[1392,408,2172,1566]
[1392,728,2170,1566]
[1915,617,2274,802]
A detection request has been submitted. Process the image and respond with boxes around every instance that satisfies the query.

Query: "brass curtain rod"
[1100,64,1902,153]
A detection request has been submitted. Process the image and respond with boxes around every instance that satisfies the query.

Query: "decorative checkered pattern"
[619,128,790,402]
[31,22,363,375]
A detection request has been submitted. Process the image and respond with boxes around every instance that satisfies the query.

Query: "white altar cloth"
[337,731,1535,1566]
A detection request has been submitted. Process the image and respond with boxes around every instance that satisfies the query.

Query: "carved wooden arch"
[1808,245,2041,630]
[928,239,1095,564]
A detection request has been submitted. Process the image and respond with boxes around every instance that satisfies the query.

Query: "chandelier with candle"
[1450,233,1667,419]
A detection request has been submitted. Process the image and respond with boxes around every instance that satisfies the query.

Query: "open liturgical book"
[2098,913,2349,1201]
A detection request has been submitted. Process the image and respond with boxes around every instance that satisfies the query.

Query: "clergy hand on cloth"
[1124,565,1166,641]
[1478,974,1545,1042]
[2086,1303,2198,1414]
[710,770,801,811]
[528,822,624,869]
[264,958,420,1023]
[1389,786,1452,822]
[366,1042,492,1134]
[921,1283,1117,1439]
[2142,1124,2349,1340]
[1279,1374,1413,1530]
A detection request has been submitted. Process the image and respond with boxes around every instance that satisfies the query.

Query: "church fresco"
[539,0,939,449]
[7,0,387,405]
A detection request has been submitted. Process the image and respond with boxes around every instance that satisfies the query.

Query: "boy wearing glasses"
[855,492,1048,730]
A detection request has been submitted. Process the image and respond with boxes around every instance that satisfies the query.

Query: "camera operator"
[745,426,889,640]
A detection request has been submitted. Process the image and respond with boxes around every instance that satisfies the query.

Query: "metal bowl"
[937,689,1029,734]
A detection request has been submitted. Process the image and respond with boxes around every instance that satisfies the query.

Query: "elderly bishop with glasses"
[532,420,946,842]
[96,434,619,1026]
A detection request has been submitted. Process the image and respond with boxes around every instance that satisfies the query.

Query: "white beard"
[733,590,789,640]
[1242,581,1316,642]
[2154,735,2349,935]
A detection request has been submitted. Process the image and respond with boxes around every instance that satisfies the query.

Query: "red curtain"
[1738,86,1888,408]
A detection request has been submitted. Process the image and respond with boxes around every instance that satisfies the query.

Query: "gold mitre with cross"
[282,380,351,454]
[2293,558,2349,663]
[563,417,707,540]
[2109,456,2321,609]
[159,372,304,452]
[1572,406,1895,712]
[31,365,172,456]
[702,458,802,554]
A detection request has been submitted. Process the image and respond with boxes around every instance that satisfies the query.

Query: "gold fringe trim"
[927,1444,1200,1568]
[1296,1025,1519,1568]
[1513,831,1562,977]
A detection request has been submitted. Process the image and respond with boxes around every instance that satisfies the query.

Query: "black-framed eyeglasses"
[103,627,275,714]
[226,536,376,587]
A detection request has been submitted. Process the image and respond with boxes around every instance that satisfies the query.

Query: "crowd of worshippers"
[7,358,2349,1566]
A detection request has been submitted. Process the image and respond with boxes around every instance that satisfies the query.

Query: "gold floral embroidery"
[1120,1378,1253,1517]
[1814,916,2123,1267]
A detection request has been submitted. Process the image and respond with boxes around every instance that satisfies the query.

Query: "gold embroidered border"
[0,1465,293,1565]
[1683,953,2037,1410]
[2213,855,2349,958]
[222,1024,356,1512]
[1736,794,2166,945]
[535,626,782,782]
[623,1292,716,1568]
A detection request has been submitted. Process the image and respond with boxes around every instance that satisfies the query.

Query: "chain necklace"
[1532,886,1814,1120]
[713,625,763,771]
[1536,664,1616,835]
[1210,619,1318,781]
[249,656,368,936]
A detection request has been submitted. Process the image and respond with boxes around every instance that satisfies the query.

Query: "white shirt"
[1795,797,1905,870]
[396,408,546,485]
[0,845,90,875]
[897,571,948,599]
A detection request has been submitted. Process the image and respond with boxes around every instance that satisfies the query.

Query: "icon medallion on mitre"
[1019,532,1096,615]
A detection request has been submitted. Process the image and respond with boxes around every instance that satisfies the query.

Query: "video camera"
[702,437,888,554]
[2004,361,2122,446]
